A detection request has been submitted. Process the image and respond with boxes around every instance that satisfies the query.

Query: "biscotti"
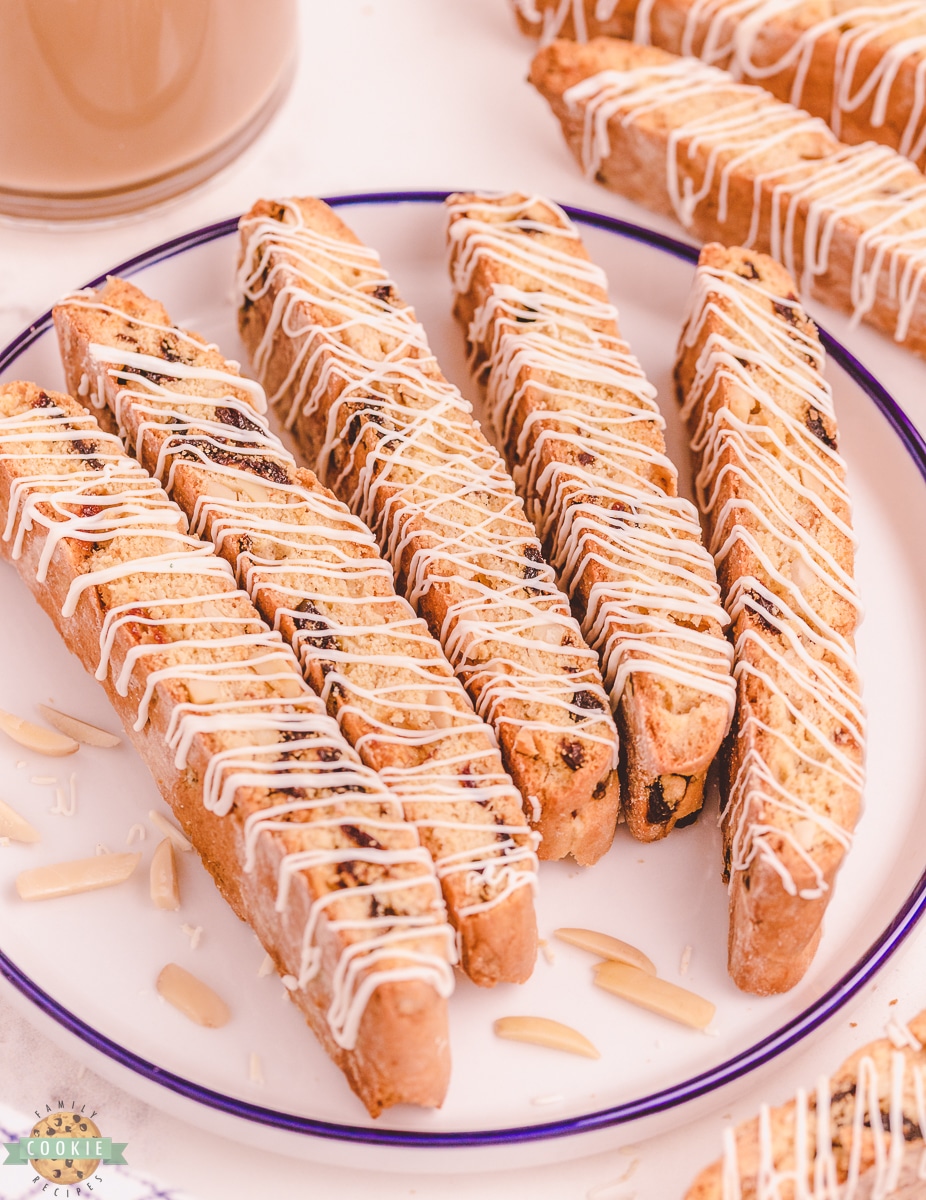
[445,191,735,841]
[529,36,926,359]
[686,1010,926,1198]
[675,245,864,994]
[516,0,926,173]
[0,381,455,1115]
[54,278,539,988]
[235,196,621,866]
[512,0,636,40]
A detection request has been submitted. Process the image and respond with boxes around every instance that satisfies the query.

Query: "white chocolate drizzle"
[631,0,926,165]
[562,52,926,345]
[55,291,539,922]
[0,392,454,1049]
[512,0,623,42]
[721,1046,926,1198]
[234,202,619,804]
[677,259,863,900]
[445,192,735,722]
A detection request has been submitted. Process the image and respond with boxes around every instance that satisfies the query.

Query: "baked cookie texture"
[53,278,540,988]
[514,0,926,173]
[235,196,621,866]
[512,0,637,40]
[675,245,864,995]
[529,36,926,359]
[0,381,455,1117]
[445,190,735,841]
[686,1010,926,1199]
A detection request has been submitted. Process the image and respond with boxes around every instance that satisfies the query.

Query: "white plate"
[1,193,926,1171]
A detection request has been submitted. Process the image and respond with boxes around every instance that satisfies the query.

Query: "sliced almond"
[16,851,140,900]
[425,690,455,729]
[556,928,657,975]
[513,727,540,758]
[37,705,121,749]
[148,810,193,852]
[156,962,230,1028]
[0,708,79,757]
[205,479,238,502]
[494,1015,599,1059]
[594,961,715,1030]
[150,838,180,910]
[251,653,299,677]
[236,478,272,504]
[185,678,222,705]
[534,622,563,644]
[0,797,40,843]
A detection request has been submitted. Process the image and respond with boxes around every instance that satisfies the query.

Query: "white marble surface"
[1,2,925,1197]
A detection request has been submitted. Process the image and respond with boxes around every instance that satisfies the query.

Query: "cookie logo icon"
[29,1112,101,1184]
[2,1101,127,1183]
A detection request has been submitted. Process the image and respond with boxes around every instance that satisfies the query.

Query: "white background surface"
[1,2,926,1197]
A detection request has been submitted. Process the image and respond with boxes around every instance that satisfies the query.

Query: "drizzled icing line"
[720,1044,926,1199]
[56,290,539,920]
[677,258,863,901]
[234,201,619,790]
[512,0,623,43]
[0,391,454,1050]
[445,191,736,722]
[630,0,926,164]
[560,50,926,346]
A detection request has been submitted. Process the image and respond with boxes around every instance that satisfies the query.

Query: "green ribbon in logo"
[3,1137,128,1165]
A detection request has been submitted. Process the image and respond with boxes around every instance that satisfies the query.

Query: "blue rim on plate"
[1,190,926,1148]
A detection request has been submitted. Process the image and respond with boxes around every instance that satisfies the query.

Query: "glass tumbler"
[0,0,297,219]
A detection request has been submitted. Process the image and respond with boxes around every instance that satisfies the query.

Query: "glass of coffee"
[0,0,297,220]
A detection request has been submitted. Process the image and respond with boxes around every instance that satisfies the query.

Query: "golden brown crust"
[235,195,622,866]
[53,277,539,988]
[0,381,452,1116]
[529,36,926,360]
[674,245,863,995]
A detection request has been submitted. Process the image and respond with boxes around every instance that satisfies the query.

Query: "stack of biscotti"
[529,36,926,359]
[516,0,926,173]
[675,244,864,994]
[687,1010,926,1198]
[53,278,539,988]
[0,381,455,1116]
[445,191,735,841]
[235,197,621,866]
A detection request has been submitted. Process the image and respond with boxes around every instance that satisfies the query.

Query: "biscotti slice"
[635,0,926,173]
[511,0,637,41]
[529,36,926,359]
[517,0,926,172]
[235,196,621,866]
[54,279,539,988]
[0,381,454,1116]
[445,191,735,841]
[675,245,864,994]
[686,1010,926,1199]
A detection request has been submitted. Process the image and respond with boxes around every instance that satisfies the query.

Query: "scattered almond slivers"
[156,963,230,1028]
[148,810,193,852]
[594,961,715,1030]
[150,838,180,910]
[0,797,40,843]
[0,707,79,757]
[494,1015,600,1059]
[555,927,657,975]
[16,851,141,900]
[37,704,121,749]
